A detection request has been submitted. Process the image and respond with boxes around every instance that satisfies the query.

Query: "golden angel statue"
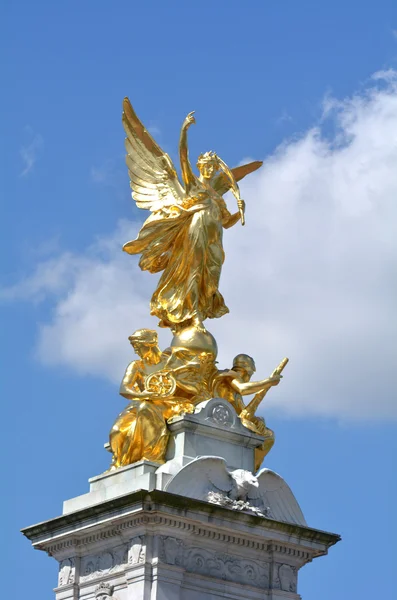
[122,98,262,333]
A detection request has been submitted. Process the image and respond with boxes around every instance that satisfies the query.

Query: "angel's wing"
[211,160,263,197]
[122,98,185,211]
[248,468,307,526]
[165,456,233,500]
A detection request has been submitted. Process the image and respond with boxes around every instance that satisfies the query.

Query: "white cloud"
[20,128,43,176]
[275,110,293,126]
[90,160,117,184]
[4,71,397,420]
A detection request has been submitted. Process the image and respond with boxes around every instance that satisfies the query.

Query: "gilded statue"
[109,329,217,468]
[121,98,262,333]
[213,355,289,471]
[106,99,288,472]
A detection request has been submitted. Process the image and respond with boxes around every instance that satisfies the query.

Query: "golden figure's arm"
[217,197,243,229]
[222,209,243,229]
[218,158,241,200]
[215,157,245,225]
[230,375,281,396]
[179,111,197,193]
[211,161,263,196]
[211,160,263,227]
[239,358,289,419]
[119,361,154,400]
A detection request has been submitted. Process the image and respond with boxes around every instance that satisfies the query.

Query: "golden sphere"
[171,325,218,358]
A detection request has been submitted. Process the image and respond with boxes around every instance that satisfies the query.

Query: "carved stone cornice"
[22,489,340,563]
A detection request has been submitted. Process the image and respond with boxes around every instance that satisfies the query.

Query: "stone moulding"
[22,489,339,558]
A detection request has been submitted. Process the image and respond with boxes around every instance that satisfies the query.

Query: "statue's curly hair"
[196,151,220,169]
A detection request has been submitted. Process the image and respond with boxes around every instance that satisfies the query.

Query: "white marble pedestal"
[22,488,339,600]
[22,399,340,598]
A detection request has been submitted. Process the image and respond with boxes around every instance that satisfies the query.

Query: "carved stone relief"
[207,490,271,517]
[58,557,75,586]
[272,563,297,592]
[159,536,270,589]
[209,403,234,426]
[160,536,184,565]
[80,544,128,582]
[128,535,145,565]
[95,582,115,598]
[279,563,297,592]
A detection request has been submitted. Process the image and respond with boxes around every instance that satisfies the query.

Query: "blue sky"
[2,1,397,599]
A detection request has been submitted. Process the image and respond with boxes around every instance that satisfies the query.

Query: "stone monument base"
[22,489,339,600]
[22,399,340,598]
[62,398,267,515]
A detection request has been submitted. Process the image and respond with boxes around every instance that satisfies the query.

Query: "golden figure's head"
[197,151,220,180]
[128,329,160,358]
[232,354,256,380]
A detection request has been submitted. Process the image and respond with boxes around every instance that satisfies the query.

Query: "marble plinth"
[22,489,340,600]
[63,398,266,515]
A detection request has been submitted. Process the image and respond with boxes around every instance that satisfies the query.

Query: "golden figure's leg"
[162,398,196,420]
[254,428,275,472]
[122,401,169,465]
[109,405,137,469]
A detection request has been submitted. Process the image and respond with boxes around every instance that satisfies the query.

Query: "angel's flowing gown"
[124,192,230,329]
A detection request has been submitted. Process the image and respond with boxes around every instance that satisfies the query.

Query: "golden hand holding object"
[237,198,246,226]
[240,357,289,421]
[145,371,177,397]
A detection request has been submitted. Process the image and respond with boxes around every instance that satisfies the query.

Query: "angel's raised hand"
[183,111,196,129]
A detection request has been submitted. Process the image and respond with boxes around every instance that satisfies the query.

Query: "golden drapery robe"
[124,193,232,329]
[110,348,217,467]
[110,396,191,467]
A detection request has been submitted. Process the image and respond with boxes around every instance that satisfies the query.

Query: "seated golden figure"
[109,329,217,468]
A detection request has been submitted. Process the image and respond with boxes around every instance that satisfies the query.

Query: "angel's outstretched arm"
[179,111,196,193]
